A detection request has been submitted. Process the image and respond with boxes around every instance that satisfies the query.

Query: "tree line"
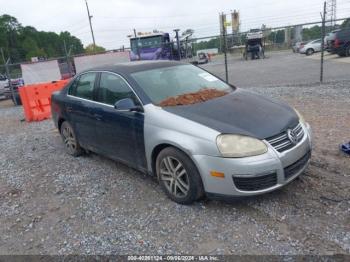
[0,14,106,64]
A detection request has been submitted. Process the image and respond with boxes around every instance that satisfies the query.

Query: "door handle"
[66,106,73,113]
[93,113,102,121]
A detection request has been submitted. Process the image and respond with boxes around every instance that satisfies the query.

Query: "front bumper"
[192,123,312,197]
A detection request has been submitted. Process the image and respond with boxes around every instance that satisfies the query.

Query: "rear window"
[337,29,350,38]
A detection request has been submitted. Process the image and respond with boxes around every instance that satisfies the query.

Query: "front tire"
[60,121,83,157]
[306,48,314,56]
[156,147,204,205]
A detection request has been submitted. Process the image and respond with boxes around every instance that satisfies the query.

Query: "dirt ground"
[0,81,349,255]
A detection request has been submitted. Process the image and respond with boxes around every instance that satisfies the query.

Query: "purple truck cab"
[130,33,174,61]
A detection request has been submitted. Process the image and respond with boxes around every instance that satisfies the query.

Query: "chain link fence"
[1,17,350,105]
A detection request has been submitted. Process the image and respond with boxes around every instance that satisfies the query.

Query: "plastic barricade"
[19,79,70,122]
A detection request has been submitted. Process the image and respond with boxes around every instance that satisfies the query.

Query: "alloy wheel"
[159,156,190,198]
[61,125,77,154]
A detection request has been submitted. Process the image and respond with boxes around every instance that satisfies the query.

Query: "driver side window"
[96,73,138,106]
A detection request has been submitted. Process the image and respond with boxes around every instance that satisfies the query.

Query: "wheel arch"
[58,117,66,132]
[306,48,314,54]
[151,143,192,178]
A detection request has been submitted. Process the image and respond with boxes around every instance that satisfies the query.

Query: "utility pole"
[326,0,337,29]
[320,1,327,83]
[221,13,229,83]
[85,0,96,50]
[174,29,181,60]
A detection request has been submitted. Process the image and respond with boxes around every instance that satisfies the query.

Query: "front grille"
[284,151,311,180]
[266,123,304,153]
[233,173,277,191]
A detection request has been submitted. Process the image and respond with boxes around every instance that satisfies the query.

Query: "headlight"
[294,108,305,124]
[216,134,268,158]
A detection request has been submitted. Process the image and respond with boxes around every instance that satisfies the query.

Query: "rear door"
[66,72,99,149]
[93,72,146,170]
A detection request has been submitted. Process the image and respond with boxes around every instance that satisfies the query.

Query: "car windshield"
[130,65,233,106]
[130,35,163,52]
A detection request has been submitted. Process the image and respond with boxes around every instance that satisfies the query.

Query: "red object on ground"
[19,79,70,122]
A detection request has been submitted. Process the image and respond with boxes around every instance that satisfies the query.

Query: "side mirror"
[114,98,143,112]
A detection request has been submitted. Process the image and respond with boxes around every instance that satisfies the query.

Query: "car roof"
[85,60,188,75]
[308,39,321,43]
[336,28,350,36]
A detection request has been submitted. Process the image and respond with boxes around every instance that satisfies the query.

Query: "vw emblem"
[287,129,298,145]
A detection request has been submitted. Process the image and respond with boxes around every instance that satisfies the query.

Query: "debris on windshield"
[158,88,228,107]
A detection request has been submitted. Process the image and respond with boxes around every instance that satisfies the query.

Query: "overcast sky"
[1,0,350,49]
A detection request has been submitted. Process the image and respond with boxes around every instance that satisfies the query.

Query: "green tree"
[193,37,220,52]
[0,14,86,62]
[22,36,47,60]
[341,18,350,29]
[0,14,22,62]
[302,26,321,41]
[59,31,84,55]
[85,43,106,54]
[267,30,285,44]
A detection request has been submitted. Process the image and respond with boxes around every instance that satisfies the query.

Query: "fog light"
[210,171,225,178]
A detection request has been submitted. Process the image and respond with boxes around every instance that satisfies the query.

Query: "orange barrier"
[19,79,70,122]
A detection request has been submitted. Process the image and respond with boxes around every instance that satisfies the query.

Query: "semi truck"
[129,31,194,62]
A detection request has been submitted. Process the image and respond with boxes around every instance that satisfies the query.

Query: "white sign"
[21,60,61,85]
[74,51,130,73]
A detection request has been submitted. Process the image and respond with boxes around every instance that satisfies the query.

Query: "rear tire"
[12,93,22,105]
[156,147,204,205]
[60,121,83,157]
[306,48,314,56]
[346,45,350,57]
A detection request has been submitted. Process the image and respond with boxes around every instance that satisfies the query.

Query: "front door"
[93,72,146,170]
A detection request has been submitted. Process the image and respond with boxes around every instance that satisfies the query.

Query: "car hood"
[162,89,299,139]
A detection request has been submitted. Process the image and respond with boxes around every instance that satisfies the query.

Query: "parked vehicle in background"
[299,39,322,55]
[0,74,7,97]
[129,33,173,61]
[196,52,209,64]
[292,42,306,53]
[324,29,341,53]
[3,77,24,105]
[59,61,75,80]
[51,61,312,204]
[244,29,265,60]
[332,28,350,57]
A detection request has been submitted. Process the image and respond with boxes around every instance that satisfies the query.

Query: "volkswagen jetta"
[51,61,312,204]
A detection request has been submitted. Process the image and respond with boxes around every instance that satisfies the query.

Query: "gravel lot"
[0,79,349,254]
[201,51,350,87]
